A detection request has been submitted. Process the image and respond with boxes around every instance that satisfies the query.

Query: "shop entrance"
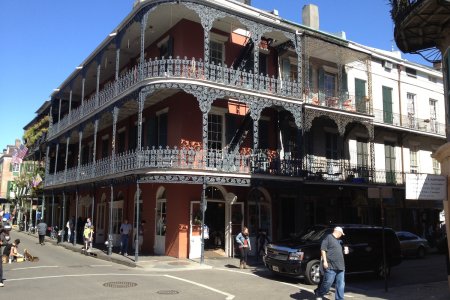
[204,200,225,251]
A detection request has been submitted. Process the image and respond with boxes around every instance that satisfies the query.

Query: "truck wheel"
[305,260,321,285]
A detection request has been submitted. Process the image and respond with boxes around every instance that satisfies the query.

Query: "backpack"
[3,243,12,256]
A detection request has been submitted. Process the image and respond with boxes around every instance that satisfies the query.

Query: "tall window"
[355,78,367,113]
[325,132,338,160]
[146,112,168,148]
[385,142,396,184]
[101,137,109,158]
[210,40,224,66]
[382,86,393,124]
[429,99,437,133]
[324,73,336,97]
[356,139,369,168]
[407,93,416,128]
[433,157,440,175]
[208,113,223,150]
[410,146,418,173]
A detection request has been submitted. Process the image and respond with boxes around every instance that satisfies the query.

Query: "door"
[355,78,366,113]
[189,201,202,259]
[230,202,244,257]
[385,142,396,184]
[95,202,106,243]
[154,199,166,255]
[111,200,123,247]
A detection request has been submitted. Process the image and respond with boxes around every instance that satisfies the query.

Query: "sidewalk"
[25,231,450,299]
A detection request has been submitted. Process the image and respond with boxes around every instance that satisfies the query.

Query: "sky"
[0,0,431,151]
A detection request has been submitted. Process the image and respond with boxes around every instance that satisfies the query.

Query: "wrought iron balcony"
[305,89,371,114]
[44,146,408,187]
[373,108,445,135]
[47,57,301,139]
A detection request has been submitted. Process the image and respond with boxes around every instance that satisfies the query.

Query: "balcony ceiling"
[394,0,450,53]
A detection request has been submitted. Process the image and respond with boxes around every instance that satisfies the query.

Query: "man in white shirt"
[119,219,132,256]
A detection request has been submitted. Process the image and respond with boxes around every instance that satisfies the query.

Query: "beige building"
[0,139,22,212]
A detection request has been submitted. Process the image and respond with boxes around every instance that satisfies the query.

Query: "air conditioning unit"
[383,61,393,70]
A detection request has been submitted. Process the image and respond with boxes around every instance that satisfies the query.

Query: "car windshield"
[299,227,330,241]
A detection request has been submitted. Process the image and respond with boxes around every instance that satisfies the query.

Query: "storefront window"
[247,189,271,237]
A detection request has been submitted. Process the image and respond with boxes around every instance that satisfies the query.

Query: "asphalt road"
[1,231,448,300]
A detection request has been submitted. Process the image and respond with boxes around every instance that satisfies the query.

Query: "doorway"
[204,200,225,251]
[95,194,107,243]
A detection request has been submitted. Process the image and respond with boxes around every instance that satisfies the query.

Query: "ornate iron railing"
[373,108,445,135]
[390,0,422,24]
[44,146,408,187]
[48,57,301,138]
[305,89,372,114]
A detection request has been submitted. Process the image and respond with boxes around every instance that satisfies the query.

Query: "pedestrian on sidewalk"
[36,219,47,245]
[315,226,349,300]
[83,219,94,251]
[66,217,73,243]
[119,219,132,256]
[133,220,146,253]
[235,226,251,269]
[0,224,10,287]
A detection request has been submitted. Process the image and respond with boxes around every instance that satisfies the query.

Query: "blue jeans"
[120,234,129,254]
[317,268,345,300]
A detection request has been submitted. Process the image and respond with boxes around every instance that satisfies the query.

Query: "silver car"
[396,231,430,258]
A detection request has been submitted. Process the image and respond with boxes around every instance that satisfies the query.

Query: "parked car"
[396,231,430,258]
[263,224,402,285]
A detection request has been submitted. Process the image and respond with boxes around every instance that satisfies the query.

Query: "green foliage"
[23,115,49,148]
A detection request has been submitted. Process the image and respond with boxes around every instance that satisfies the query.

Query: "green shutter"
[341,67,348,95]
[382,86,393,124]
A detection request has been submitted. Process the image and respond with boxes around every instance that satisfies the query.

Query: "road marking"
[10,266,59,271]
[164,274,235,300]
[5,273,160,281]
[89,265,113,267]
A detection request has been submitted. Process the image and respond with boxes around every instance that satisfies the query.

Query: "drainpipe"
[397,64,405,178]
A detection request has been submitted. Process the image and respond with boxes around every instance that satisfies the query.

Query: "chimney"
[302,4,319,30]
[433,62,442,71]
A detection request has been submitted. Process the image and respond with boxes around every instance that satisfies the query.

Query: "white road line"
[164,274,235,300]
[89,265,113,267]
[5,273,160,282]
[10,266,59,271]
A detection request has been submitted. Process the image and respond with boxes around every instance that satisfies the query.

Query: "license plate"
[272,265,279,272]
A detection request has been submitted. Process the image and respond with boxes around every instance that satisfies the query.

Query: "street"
[1,230,449,300]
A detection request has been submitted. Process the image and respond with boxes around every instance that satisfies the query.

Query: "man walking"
[119,219,132,256]
[36,219,48,245]
[315,226,348,300]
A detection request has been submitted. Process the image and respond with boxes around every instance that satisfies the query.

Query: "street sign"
[405,173,446,200]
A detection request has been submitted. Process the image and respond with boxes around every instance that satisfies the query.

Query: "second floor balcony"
[44,146,408,188]
[373,108,445,135]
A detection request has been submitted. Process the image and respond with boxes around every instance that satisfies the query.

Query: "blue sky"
[0,0,430,150]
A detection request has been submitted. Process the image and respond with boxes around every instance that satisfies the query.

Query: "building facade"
[33,0,445,258]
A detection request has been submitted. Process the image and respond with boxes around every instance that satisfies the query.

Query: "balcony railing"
[305,90,371,114]
[44,146,408,187]
[390,0,422,24]
[373,108,445,135]
[48,57,301,138]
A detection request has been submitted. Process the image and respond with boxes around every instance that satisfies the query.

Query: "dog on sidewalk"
[24,249,39,262]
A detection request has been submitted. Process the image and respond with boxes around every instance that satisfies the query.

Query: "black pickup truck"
[263,224,402,285]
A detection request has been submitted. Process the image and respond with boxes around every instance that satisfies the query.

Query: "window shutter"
[341,67,348,94]
[382,86,393,124]
[225,113,239,145]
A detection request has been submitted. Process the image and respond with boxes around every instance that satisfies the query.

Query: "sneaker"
[125,253,128,256]
[0,282,4,287]
[118,252,122,255]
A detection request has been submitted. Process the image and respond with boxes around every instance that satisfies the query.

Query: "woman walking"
[235,227,251,269]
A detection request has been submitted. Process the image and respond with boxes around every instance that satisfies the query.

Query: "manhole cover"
[168,261,190,266]
[103,281,137,288]
[157,290,180,295]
